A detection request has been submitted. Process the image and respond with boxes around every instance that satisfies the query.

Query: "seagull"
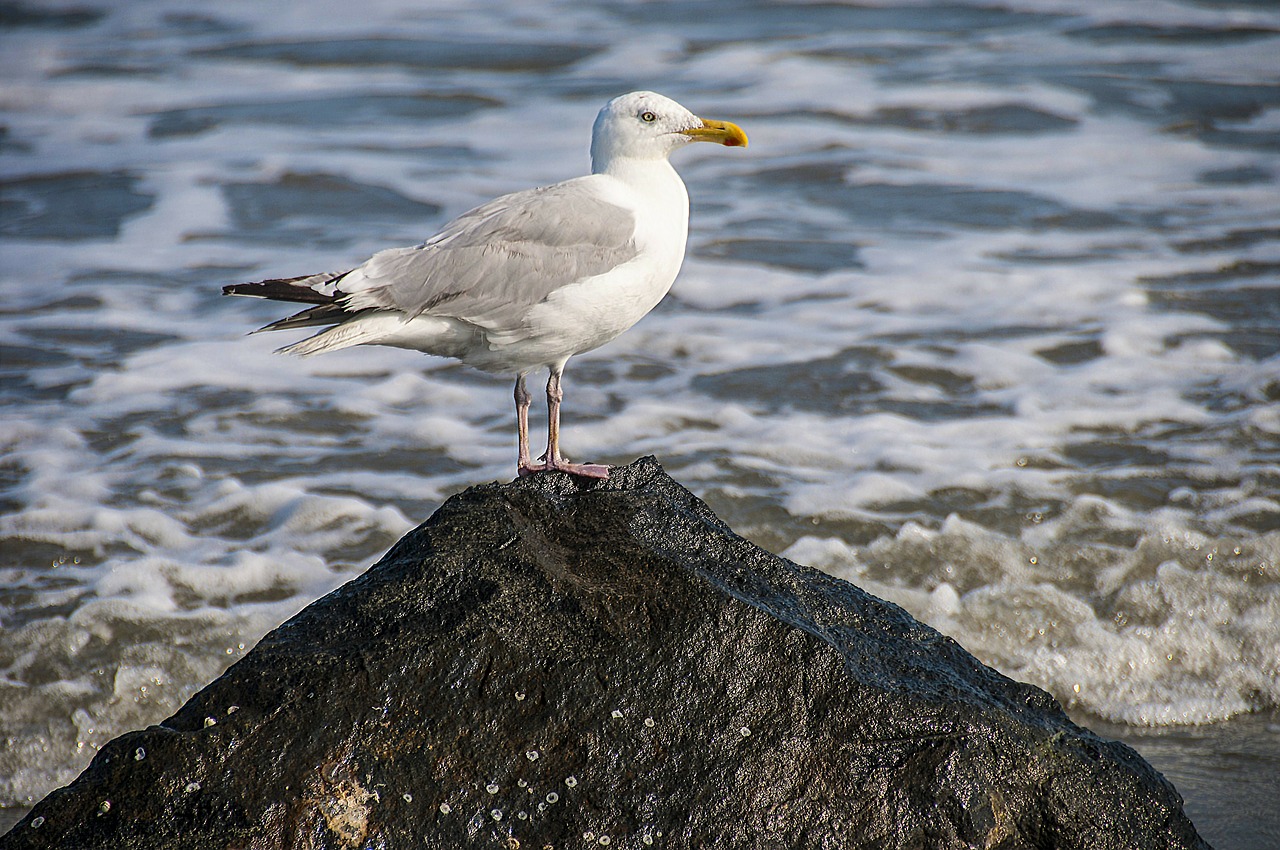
[223,91,747,479]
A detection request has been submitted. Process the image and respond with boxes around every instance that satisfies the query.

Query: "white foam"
[786,517,1280,726]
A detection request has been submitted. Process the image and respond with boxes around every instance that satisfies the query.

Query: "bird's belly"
[479,253,679,371]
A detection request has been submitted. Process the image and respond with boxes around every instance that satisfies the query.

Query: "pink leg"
[520,366,609,479]
[514,374,535,476]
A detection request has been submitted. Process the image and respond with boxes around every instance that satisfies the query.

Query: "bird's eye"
[640,111,657,123]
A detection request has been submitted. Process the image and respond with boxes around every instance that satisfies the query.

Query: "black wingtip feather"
[223,275,345,305]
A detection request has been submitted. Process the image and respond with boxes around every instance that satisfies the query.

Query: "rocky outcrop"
[3,457,1208,849]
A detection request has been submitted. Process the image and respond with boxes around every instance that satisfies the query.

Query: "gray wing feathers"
[341,180,638,330]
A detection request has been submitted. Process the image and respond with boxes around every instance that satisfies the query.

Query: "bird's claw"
[519,459,610,479]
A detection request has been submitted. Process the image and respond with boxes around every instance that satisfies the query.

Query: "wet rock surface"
[3,458,1208,849]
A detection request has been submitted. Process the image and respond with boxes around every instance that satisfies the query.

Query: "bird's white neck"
[592,155,689,222]
[592,149,679,181]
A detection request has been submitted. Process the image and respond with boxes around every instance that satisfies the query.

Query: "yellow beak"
[682,117,748,148]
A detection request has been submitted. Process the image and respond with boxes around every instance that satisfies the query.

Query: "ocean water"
[1,0,1277,845]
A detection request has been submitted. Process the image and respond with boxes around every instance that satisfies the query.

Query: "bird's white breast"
[486,162,691,370]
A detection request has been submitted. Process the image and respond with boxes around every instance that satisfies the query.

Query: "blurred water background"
[2,0,1278,845]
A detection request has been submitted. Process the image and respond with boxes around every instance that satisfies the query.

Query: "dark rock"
[3,458,1208,849]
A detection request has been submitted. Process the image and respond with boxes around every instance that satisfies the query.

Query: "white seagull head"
[591,91,747,170]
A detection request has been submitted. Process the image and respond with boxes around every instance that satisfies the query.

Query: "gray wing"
[339,177,639,331]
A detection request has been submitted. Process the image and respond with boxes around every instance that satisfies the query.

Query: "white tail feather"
[277,313,401,356]
[276,312,469,358]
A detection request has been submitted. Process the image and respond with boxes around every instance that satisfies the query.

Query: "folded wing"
[226,177,641,343]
